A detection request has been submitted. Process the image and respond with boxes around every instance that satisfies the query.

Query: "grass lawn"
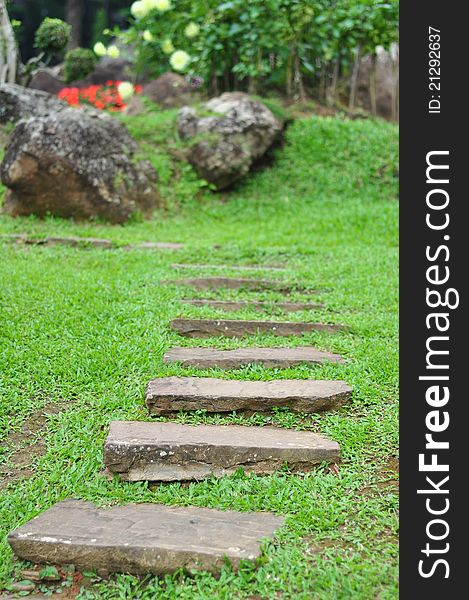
[0,110,399,599]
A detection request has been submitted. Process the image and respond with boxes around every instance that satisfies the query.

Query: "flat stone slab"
[183,299,324,312]
[8,499,283,575]
[0,234,113,248]
[145,377,352,415]
[164,346,345,368]
[172,263,287,272]
[1,235,184,250]
[171,318,346,338]
[104,421,340,481]
[126,242,185,250]
[168,277,310,293]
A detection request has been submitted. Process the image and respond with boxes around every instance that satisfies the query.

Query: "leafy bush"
[114,0,398,100]
[64,48,98,83]
[34,17,71,56]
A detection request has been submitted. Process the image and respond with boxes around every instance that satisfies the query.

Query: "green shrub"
[64,48,98,83]
[34,18,71,56]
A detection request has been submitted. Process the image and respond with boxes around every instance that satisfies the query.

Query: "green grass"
[0,112,398,599]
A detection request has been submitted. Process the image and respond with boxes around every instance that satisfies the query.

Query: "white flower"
[130,1,149,19]
[107,45,120,59]
[117,81,135,101]
[143,0,159,9]
[154,0,172,12]
[170,50,191,72]
[93,42,107,57]
[161,38,175,55]
[143,29,154,42]
[184,23,200,39]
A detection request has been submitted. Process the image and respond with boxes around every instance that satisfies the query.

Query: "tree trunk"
[348,45,361,111]
[0,0,18,84]
[319,62,326,102]
[369,54,377,116]
[327,58,340,106]
[66,0,84,49]
[293,49,305,101]
[286,47,293,99]
[392,43,399,121]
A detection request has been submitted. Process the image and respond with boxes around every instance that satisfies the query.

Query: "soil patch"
[0,402,69,490]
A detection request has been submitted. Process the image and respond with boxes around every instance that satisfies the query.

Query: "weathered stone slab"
[104,421,340,481]
[8,499,283,575]
[126,242,184,250]
[183,299,324,312]
[173,263,287,272]
[145,377,352,415]
[0,235,184,250]
[45,236,113,248]
[164,346,345,368]
[0,233,113,248]
[169,277,310,293]
[171,318,346,338]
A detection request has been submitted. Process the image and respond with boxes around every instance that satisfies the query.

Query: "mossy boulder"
[177,93,283,190]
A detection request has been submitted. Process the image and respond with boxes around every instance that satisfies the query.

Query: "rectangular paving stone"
[45,236,114,248]
[145,377,352,415]
[104,421,340,481]
[126,242,185,250]
[171,318,346,338]
[183,299,324,312]
[1,234,113,248]
[163,346,345,368]
[172,263,288,272]
[8,499,283,575]
[168,277,310,293]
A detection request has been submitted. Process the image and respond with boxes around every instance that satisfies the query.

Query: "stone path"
[0,234,184,250]
[183,299,324,312]
[145,377,352,415]
[104,421,340,481]
[171,318,347,338]
[8,269,350,577]
[8,499,283,575]
[164,346,345,368]
[169,276,311,293]
[173,263,288,272]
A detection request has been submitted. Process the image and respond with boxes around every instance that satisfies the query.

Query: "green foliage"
[64,48,98,84]
[33,17,71,56]
[0,111,398,598]
[118,0,399,96]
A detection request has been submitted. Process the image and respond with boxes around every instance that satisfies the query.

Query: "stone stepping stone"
[145,376,352,415]
[8,499,283,575]
[104,421,340,481]
[183,299,324,312]
[1,233,113,248]
[169,277,310,293]
[164,346,345,368]
[126,242,184,250]
[1,235,184,250]
[172,263,287,272]
[171,318,346,338]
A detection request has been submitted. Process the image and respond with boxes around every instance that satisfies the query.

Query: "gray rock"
[0,107,159,223]
[177,92,283,189]
[8,499,283,575]
[172,263,288,272]
[171,318,347,338]
[183,299,324,312]
[142,73,197,108]
[0,83,67,125]
[125,241,184,250]
[145,376,352,415]
[169,277,308,293]
[163,346,346,368]
[104,421,340,481]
